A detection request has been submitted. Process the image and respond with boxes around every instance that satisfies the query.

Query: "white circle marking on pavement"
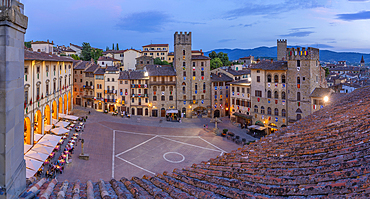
[163,152,185,163]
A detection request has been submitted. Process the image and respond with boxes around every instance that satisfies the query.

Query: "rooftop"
[191,55,210,60]
[210,73,234,82]
[24,50,74,62]
[145,65,176,76]
[142,44,169,48]
[251,60,288,71]
[23,86,370,198]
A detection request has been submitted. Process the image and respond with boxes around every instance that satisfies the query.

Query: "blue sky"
[23,0,370,53]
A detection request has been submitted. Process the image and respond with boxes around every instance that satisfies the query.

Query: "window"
[261,106,265,114]
[182,87,186,94]
[153,96,157,101]
[107,78,110,82]
[170,77,173,81]
[153,86,157,91]
[120,81,123,84]
[74,79,76,82]
[24,90,28,103]
[274,75,278,83]
[46,66,49,72]
[236,87,240,92]
[170,86,173,91]
[297,60,300,67]
[193,62,195,66]
[257,70,260,73]
[183,62,186,66]
[193,71,196,76]
[195,84,198,91]
[267,107,271,115]
[282,91,286,100]
[282,109,286,117]
[203,82,206,90]
[274,108,279,116]
[236,99,240,105]
[125,80,128,84]
[242,88,245,93]
[112,78,115,82]
[247,88,250,93]
[183,71,186,77]
[201,62,204,67]
[201,95,204,99]
[132,98,134,103]
[254,105,258,113]
[232,87,234,92]
[267,90,271,98]
[274,91,278,99]
[183,95,186,100]
[297,114,302,121]
[297,92,301,101]
[257,76,260,82]
[192,95,196,100]
[297,77,300,84]
[161,86,165,91]
[169,96,173,101]
[255,90,262,97]
[161,96,165,101]
[282,75,286,83]
[267,74,271,82]
[86,81,88,86]
[36,66,40,73]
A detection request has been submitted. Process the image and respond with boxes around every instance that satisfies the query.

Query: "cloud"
[229,23,256,28]
[218,39,236,43]
[336,10,370,21]
[117,11,171,32]
[348,0,369,1]
[308,44,334,48]
[225,0,329,18]
[290,27,315,31]
[280,31,314,37]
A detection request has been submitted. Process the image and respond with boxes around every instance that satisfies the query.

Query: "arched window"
[267,90,271,98]
[107,78,110,82]
[195,83,197,91]
[274,91,279,99]
[254,105,258,113]
[267,74,271,82]
[90,81,92,86]
[297,92,301,101]
[297,76,300,84]
[282,75,286,83]
[274,75,278,83]
[182,87,185,94]
[281,91,286,100]
[282,109,286,117]
[297,114,302,121]
[153,86,157,91]
[169,86,173,91]
[274,108,279,116]
[261,106,265,114]
[182,82,186,86]
[267,107,271,115]
[161,86,165,91]
[86,81,88,86]
[203,82,206,90]
[296,108,302,113]
[183,50,185,56]
[107,86,110,90]
[112,78,115,82]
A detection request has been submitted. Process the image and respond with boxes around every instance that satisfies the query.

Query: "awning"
[51,127,69,136]
[43,134,61,142]
[25,157,43,171]
[25,151,49,162]
[59,113,66,118]
[166,109,178,114]
[24,144,32,154]
[37,139,58,148]
[233,112,253,119]
[248,125,267,131]
[31,144,54,155]
[52,119,58,125]
[44,125,53,132]
[64,115,79,120]
[55,121,69,128]
[34,134,43,142]
[26,168,36,179]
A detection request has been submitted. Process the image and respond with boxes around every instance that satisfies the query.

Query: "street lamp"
[323,96,329,103]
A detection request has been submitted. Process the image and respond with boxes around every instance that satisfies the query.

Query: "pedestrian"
[206,124,208,129]
[204,124,206,129]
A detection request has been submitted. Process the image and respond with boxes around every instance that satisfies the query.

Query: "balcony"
[131,84,148,88]
[131,94,148,98]
[150,81,176,86]
[105,90,117,94]
[104,99,116,103]
[83,85,94,89]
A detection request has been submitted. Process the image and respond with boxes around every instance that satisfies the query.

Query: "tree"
[154,58,170,65]
[217,52,231,66]
[91,48,102,63]
[112,43,115,50]
[208,51,217,59]
[325,68,330,77]
[71,54,80,60]
[81,42,92,61]
[116,43,119,51]
[210,58,223,70]
[106,46,109,51]
[24,41,31,48]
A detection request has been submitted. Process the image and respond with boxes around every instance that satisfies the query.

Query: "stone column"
[0,1,28,198]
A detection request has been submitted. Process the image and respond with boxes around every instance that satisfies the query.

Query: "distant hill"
[204,47,370,65]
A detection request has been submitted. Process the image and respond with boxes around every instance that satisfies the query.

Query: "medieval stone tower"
[174,32,211,118]
[277,39,287,61]
[285,47,323,125]
[0,1,28,198]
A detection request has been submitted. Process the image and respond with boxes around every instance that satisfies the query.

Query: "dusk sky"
[22,0,370,53]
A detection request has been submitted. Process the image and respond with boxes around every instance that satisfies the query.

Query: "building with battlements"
[174,32,211,118]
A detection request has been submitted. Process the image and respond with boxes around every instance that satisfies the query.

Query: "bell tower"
[277,39,287,61]
[0,1,28,198]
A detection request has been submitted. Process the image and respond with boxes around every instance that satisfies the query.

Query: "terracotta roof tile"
[22,86,370,198]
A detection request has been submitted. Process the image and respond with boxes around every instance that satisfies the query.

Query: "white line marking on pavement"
[115,135,158,157]
[116,156,155,175]
[158,136,222,152]
[112,130,115,179]
[163,152,185,163]
[97,122,114,130]
[158,135,200,138]
[115,130,156,136]
[198,137,227,153]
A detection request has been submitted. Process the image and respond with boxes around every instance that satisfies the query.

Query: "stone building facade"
[229,79,252,125]
[146,65,177,117]
[135,55,154,70]
[142,44,169,61]
[117,71,131,114]
[129,71,149,116]
[277,39,287,61]
[104,66,120,112]
[174,32,211,118]
[93,67,105,111]
[211,72,233,118]
[82,62,98,108]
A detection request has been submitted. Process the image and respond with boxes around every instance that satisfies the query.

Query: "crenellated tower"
[277,39,287,61]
